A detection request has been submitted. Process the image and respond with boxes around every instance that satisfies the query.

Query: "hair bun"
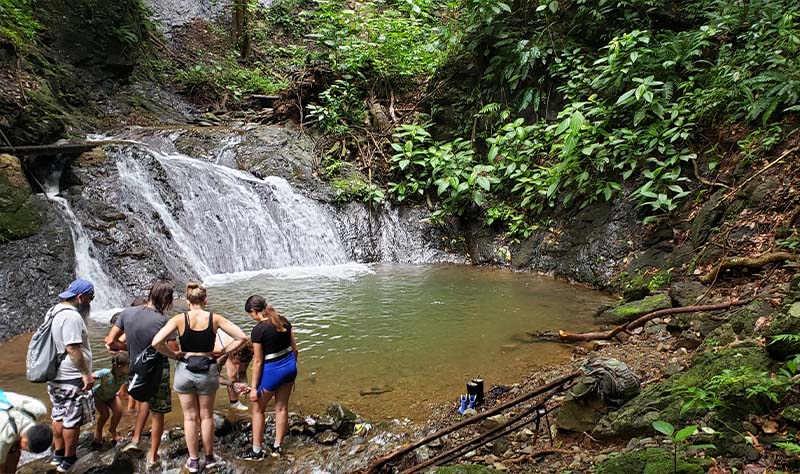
[187,282,201,290]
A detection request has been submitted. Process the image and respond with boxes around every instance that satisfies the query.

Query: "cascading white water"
[46,187,129,313]
[115,144,349,278]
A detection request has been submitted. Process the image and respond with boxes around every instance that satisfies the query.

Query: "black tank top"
[179,311,215,352]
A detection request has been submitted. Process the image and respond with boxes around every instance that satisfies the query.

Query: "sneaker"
[185,457,200,473]
[270,445,282,458]
[458,394,468,414]
[205,453,221,469]
[121,440,142,453]
[56,456,76,473]
[231,400,249,411]
[237,448,265,461]
[49,453,64,466]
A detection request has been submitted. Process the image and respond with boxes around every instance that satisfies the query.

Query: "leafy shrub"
[176,60,289,101]
[0,0,40,49]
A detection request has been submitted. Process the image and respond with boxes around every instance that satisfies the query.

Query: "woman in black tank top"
[152,283,246,473]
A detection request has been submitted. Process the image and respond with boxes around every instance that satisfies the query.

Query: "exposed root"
[700,252,799,284]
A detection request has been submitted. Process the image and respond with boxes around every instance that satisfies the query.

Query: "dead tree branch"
[700,252,799,284]
[364,371,581,474]
[557,295,759,343]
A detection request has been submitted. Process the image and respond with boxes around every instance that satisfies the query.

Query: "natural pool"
[0,263,611,421]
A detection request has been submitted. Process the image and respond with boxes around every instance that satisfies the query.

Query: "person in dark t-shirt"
[238,295,298,461]
[104,281,177,469]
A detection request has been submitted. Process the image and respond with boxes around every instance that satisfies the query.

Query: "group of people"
[2,278,299,473]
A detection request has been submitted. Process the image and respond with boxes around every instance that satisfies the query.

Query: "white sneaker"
[231,401,249,411]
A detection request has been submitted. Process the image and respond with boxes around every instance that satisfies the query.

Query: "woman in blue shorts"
[239,295,298,460]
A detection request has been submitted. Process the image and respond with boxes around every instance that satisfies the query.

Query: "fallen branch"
[557,295,759,342]
[402,403,560,473]
[364,371,581,474]
[0,140,132,156]
[700,252,799,284]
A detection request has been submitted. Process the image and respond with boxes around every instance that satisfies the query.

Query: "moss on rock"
[0,154,45,240]
[599,293,672,325]
[598,448,705,474]
[595,346,775,438]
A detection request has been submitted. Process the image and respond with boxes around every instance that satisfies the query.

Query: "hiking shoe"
[121,440,142,453]
[185,457,200,473]
[270,445,282,458]
[458,394,468,414]
[237,448,265,461]
[56,456,77,473]
[49,453,64,466]
[467,393,477,410]
[205,453,221,469]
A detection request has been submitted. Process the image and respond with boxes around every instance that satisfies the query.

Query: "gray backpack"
[26,306,70,383]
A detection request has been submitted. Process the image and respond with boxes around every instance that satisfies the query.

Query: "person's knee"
[21,423,52,453]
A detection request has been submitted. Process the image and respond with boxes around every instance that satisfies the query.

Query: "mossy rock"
[598,448,705,474]
[0,154,46,240]
[782,405,800,425]
[433,465,502,474]
[599,293,672,325]
[595,346,775,438]
[765,300,800,361]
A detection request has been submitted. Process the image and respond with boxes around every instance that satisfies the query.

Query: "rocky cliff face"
[0,198,75,340]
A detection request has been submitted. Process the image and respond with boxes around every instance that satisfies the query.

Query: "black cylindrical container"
[467,378,484,405]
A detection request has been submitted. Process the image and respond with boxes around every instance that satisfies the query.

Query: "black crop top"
[179,312,215,352]
[251,317,292,355]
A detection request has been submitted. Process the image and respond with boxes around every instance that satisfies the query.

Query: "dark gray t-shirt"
[114,306,175,363]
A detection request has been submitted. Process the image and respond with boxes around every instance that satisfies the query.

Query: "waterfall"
[114,144,349,279]
[46,188,129,313]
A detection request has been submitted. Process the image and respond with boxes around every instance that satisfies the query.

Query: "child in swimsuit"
[91,352,129,448]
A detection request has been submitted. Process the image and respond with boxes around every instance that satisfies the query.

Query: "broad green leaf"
[477,176,491,191]
[652,420,674,436]
[674,425,698,442]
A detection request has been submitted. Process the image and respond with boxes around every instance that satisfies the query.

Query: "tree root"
[557,295,759,342]
[700,252,799,284]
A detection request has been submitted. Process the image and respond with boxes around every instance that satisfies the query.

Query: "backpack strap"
[0,391,36,436]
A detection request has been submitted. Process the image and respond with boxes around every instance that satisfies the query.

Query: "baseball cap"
[58,279,95,299]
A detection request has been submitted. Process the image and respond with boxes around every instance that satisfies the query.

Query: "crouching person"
[0,390,52,474]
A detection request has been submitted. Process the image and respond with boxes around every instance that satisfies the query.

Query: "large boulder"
[594,346,775,438]
[0,199,74,341]
[598,293,672,325]
[0,154,46,241]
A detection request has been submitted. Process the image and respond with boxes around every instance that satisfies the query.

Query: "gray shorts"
[174,361,220,395]
[47,381,94,429]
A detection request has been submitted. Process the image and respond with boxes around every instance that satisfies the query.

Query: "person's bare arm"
[66,343,93,391]
[152,317,183,360]
[290,331,299,360]
[215,315,246,356]
[104,326,127,352]
[250,342,263,402]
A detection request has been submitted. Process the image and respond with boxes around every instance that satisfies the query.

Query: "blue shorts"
[257,352,297,393]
